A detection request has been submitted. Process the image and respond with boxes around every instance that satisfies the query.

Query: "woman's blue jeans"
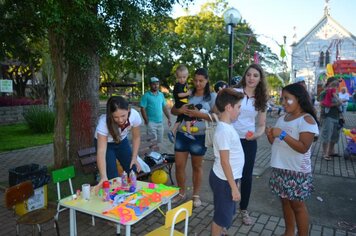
[94,138,136,180]
[240,139,257,210]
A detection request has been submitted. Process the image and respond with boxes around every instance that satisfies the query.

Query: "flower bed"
[0,97,46,125]
[0,96,43,107]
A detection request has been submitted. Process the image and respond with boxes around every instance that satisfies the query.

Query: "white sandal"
[172,193,186,204]
[192,195,202,207]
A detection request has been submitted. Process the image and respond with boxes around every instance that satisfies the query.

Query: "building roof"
[291,14,356,48]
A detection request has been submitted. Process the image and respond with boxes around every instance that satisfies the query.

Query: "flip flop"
[329,153,341,157]
[167,131,175,143]
[323,156,332,161]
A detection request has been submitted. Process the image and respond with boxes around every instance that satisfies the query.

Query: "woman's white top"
[213,121,245,180]
[232,88,258,138]
[95,108,142,143]
[271,114,319,173]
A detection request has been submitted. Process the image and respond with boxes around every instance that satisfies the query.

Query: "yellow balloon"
[151,170,168,184]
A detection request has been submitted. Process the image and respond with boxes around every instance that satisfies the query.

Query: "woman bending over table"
[94,96,142,189]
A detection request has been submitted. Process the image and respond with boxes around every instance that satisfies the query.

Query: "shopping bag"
[204,113,219,148]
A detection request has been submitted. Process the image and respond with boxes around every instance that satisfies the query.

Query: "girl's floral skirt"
[269,168,313,201]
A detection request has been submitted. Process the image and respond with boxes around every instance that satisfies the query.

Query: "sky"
[172,0,356,68]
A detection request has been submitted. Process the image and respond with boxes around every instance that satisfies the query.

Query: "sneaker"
[240,210,252,225]
[184,132,196,140]
[167,131,175,143]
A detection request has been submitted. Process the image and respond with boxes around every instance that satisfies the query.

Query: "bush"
[99,94,109,100]
[23,106,55,133]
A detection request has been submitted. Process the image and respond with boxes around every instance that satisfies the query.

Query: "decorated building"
[291,0,356,94]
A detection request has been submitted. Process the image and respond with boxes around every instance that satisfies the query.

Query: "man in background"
[338,87,349,114]
[140,77,171,143]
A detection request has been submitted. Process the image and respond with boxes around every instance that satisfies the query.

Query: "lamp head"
[223,7,241,26]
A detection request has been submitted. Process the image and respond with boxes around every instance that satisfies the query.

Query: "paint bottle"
[102,180,110,201]
[121,171,128,188]
[129,170,137,188]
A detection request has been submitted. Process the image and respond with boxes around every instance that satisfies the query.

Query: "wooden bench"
[77,134,175,184]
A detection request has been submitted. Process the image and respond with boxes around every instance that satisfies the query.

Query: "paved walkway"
[1,112,356,235]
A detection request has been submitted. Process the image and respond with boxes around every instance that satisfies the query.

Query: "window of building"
[325,50,330,65]
[319,51,324,67]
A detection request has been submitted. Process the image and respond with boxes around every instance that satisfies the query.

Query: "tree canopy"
[1,0,287,169]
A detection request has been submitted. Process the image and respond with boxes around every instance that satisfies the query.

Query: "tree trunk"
[68,51,100,170]
[48,29,69,169]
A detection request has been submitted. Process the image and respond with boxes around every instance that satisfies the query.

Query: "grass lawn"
[0,123,54,153]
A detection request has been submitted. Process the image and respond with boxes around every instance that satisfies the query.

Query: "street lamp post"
[223,7,241,86]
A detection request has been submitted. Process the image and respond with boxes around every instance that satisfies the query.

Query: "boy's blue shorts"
[209,169,239,229]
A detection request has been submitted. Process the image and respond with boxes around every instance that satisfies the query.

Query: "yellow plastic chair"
[51,165,95,226]
[145,200,193,236]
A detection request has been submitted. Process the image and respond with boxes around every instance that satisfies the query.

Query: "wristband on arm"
[279,130,287,140]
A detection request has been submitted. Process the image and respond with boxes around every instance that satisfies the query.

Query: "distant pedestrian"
[319,77,343,161]
[213,80,228,93]
[210,88,244,236]
[140,77,171,143]
[322,80,341,114]
[338,87,349,114]
[266,83,319,236]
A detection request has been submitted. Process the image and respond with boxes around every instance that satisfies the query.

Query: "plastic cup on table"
[82,183,91,200]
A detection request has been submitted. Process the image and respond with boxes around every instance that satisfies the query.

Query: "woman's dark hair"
[235,64,268,112]
[192,68,211,101]
[106,96,130,143]
[215,88,244,112]
[282,83,319,126]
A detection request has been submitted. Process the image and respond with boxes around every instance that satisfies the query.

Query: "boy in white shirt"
[209,88,245,236]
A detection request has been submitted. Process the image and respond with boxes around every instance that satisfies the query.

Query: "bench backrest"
[77,147,98,174]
